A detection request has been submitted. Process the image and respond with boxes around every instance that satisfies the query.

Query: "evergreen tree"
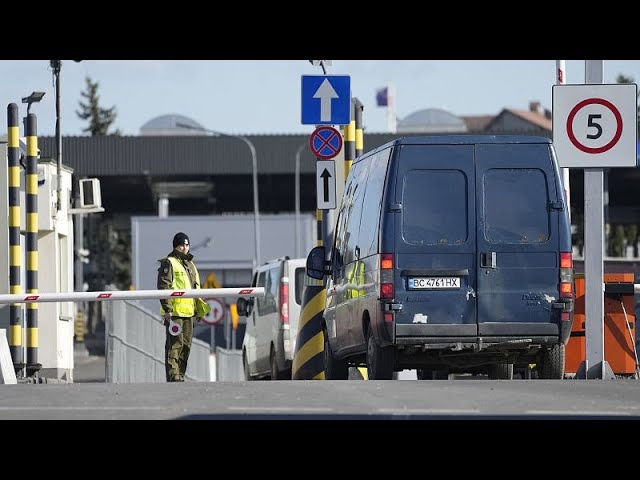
[75,76,121,136]
[615,74,640,133]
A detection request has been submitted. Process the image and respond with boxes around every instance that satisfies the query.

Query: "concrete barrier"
[0,330,17,384]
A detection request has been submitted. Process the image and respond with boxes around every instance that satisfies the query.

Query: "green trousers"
[165,316,194,382]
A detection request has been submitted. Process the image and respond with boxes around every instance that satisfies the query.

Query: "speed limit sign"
[553,83,637,168]
[201,298,225,325]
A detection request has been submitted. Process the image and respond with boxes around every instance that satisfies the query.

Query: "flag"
[376,86,388,107]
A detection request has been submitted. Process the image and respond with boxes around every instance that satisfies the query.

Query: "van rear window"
[402,170,468,245]
[294,267,305,305]
[483,168,549,244]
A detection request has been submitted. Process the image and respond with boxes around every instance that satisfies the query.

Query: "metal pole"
[556,60,571,223]
[25,113,41,377]
[236,135,261,268]
[173,122,260,267]
[7,103,24,376]
[581,60,612,380]
[294,142,306,258]
[52,60,63,214]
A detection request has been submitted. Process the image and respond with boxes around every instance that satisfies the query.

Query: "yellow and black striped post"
[343,98,356,179]
[354,97,364,158]
[7,104,24,376]
[25,113,41,377]
[291,209,326,380]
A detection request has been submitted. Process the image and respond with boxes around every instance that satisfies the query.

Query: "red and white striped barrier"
[0,287,264,304]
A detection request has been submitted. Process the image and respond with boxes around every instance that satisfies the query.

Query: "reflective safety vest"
[160,256,200,317]
[345,260,365,299]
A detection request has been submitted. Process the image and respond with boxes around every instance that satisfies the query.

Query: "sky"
[0,60,639,138]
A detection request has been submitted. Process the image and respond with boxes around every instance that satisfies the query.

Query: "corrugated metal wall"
[36,133,406,177]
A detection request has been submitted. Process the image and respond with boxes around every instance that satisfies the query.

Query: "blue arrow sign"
[301,75,351,125]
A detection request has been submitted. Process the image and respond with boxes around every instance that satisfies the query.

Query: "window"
[343,160,369,264]
[483,168,550,244]
[358,149,391,257]
[294,267,305,305]
[402,170,468,245]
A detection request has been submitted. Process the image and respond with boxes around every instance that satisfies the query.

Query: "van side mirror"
[236,297,253,316]
[306,246,330,279]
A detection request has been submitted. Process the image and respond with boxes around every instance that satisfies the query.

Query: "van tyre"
[488,363,514,380]
[537,343,565,379]
[366,328,394,380]
[243,353,252,381]
[270,350,286,380]
[324,329,349,380]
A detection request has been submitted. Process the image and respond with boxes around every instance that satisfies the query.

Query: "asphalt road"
[3,373,640,420]
[73,342,105,383]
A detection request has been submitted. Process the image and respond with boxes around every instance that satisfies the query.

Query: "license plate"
[408,277,460,289]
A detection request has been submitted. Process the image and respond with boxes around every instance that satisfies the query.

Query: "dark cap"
[172,232,190,249]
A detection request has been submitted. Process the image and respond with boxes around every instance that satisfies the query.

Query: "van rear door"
[474,143,561,337]
[394,144,477,337]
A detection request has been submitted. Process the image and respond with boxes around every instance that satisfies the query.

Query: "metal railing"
[103,300,210,383]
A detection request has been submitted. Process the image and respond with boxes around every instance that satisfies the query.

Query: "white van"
[237,257,306,380]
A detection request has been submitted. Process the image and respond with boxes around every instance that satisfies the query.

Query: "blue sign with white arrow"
[301,75,351,125]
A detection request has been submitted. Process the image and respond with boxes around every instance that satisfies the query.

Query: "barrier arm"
[0,287,264,304]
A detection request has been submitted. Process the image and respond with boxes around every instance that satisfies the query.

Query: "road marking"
[0,406,165,410]
[227,406,334,412]
[525,410,632,416]
[377,408,481,414]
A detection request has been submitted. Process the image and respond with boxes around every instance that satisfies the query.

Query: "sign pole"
[556,60,571,223]
[210,324,215,353]
[580,60,613,379]
[552,66,636,380]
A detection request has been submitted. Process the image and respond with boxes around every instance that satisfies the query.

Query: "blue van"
[307,135,574,380]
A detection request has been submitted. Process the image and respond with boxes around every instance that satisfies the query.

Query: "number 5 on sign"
[552,83,638,168]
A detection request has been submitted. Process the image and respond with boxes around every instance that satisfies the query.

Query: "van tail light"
[280,280,289,325]
[380,253,394,300]
[559,252,573,300]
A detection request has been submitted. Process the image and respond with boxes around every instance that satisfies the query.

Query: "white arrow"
[313,79,339,122]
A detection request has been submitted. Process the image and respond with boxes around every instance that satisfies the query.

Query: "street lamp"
[21,91,45,115]
[175,122,261,267]
[294,142,307,258]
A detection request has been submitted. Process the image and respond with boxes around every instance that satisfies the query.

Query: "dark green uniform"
[157,249,200,382]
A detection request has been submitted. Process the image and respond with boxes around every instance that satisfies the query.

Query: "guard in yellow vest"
[157,232,203,382]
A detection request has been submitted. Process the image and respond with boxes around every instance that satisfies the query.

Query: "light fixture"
[21,91,46,115]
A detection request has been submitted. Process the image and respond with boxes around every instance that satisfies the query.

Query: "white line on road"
[0,406,166,411]
[227,406,334,412]
[377,408,481,414]
[525,410,632,416]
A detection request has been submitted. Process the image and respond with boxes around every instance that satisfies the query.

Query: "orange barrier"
[566,273,637,375]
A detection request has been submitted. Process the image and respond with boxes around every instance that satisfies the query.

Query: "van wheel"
[537,343,565,379]
[323,329,349,380]
[488,363,514,380]
[366,328,394,380]
[270,350,285,380]
[243,353,252,381]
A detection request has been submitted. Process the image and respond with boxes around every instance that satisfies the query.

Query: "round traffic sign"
[201,298,225,325]
[566,97,623,154]
[552,83,637,168]
[309,126,343,160]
